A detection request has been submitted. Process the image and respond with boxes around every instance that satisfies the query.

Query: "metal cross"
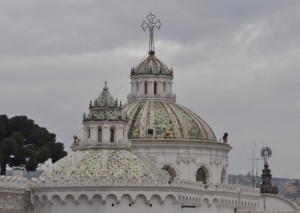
[141,13,161,54]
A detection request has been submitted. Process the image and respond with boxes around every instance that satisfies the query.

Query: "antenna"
[252,143,255,187]
[249,142,263,187]
[141,13,162,54]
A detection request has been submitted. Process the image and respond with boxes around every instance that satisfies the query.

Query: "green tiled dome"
[42,149,169,182]
[123,101,217,141]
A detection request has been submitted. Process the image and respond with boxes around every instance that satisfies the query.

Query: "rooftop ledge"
[130,139,232,149]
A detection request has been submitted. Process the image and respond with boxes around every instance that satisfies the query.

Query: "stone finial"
[104,81,108,90]
[89,100,92,107]
[119,101,122,108]
[165,130,171,139]
[73,135,81,144]
[83,112,86,120]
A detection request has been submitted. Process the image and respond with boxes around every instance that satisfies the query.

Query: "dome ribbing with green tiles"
[122,101,217,141]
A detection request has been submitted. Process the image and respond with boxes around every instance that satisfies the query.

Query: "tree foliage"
[0,115,67,175]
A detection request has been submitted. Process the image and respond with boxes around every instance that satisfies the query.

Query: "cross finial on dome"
[141,13,161,54]
[104,81,108,90]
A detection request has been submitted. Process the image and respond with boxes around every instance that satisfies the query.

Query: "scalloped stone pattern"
[123,101,217,141]
[41,149,169,182]
[132,53,172,75]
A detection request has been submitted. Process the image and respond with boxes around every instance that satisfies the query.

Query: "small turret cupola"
[127,13,176,103]
[72,82,130,151]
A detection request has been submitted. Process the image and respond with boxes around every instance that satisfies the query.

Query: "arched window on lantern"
[144,81,148,94]
[110,127,115,143]
[98,127,102,142]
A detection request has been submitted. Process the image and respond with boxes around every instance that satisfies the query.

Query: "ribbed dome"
[122,101,217,141]
[131,53,173,76]
[42,149,169,183]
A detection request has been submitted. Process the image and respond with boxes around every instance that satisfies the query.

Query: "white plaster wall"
[33,194,243,213]
[128,75,175,102]
[34,194,180,213]
[81,121,128,148]
[132,142,230,184]
[32,182,262,213]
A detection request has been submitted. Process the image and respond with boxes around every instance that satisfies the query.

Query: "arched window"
[163,82,166,92]
[154,81,157,95]
[221,168,226,183]
[88,128,91,138]
[144,81,148,94]
[136,82,139,92]
[196,167,207,184]
[110,127,115,143]
[98,128,102,142]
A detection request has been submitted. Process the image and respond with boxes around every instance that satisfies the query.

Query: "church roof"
[42,149,169,183]
[123,100,217,141]
[96,82,116,107]
[85,82,125,121]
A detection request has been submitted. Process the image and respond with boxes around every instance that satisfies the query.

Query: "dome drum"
[128,73,175,102]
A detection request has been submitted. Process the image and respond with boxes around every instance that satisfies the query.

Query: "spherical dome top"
[122,100,217,141]
[131,53,173,76]
[41,149,169,183]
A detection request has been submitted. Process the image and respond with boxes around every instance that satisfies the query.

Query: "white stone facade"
[31,178,260,213]
[131,140,230,185]
[79,120,130,151]
[128,75,176,102]
[0,176,32,213]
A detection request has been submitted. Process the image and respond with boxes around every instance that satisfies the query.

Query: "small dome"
[131,53,173,76]
[42,149,169,183]
[123,101,217,141]
[85,82,125,121]
[96,82,115,107]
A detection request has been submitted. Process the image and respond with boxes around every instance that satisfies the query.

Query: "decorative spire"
[104,81,108,90]
[260,147,278,194]
[141,13,161,54]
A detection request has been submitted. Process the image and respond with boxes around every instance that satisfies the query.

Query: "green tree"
[0,115,67,175]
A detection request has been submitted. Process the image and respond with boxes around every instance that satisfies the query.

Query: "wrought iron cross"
[141,13,161,54]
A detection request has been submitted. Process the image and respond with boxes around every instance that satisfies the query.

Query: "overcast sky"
[1,0,300,178]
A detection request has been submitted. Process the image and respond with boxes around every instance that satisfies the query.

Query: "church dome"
[131,53,173,76]
[41,149,169,183]
[123,100,217,141]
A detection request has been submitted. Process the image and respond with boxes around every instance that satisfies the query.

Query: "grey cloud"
[0,0,300,178]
